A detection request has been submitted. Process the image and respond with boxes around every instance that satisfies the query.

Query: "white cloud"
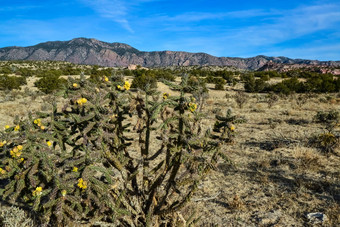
[79,0,133,32]
[79,0,161,33]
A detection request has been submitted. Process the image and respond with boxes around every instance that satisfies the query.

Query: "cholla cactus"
[213,108,246,143]
[0,74,230,226]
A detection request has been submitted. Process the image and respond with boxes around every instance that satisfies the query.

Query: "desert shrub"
[310,133,339,154]
[305,74,338,93]
[213,108,246,143]
[214,77,226,90]
[205,75,215,83]
[0,205,34,227]
[243,74,269,93]
[131,73,157,90]
[61,66,82,75]
[16,68,34,77]
[154,69,176,81]
[266,92,279,108]
[314,110,339,131]
[34,76,67,94]
[35,69,62,78]
[0,75,27,90]
[0,66,12,74]
[233,91,248,108]
[311,110,340,154]
[271,77,305,94]
[295,94,309,107]
[254,71,280,79]
[0,75,229,226]
[185,75,208,93]
[220,71,236,85]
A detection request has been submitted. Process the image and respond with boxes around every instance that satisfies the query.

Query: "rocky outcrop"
[0,38,339,70]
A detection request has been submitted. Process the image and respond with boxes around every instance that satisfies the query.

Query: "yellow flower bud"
[61,190,67,196]
[4,125,10,129]
[32,187,43,196]
[123,81,131,90]
[0,140,6,147]
[163,93,169,100]
[77,178,87,189]
[72,167,78,172]
[76,97,87,106]
[0,168,6,174]
[73,83,78,88]
[14,125,20,131]
[47,141,52,147]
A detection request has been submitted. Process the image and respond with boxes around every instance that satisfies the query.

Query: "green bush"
[214,77,226,90]
[35,69,62,78]
[16,68,34,77]
[34,76,67,94]
[314,110,339,131]
[0,75,27,90]
[131,73,157,90]
[0,76,229,226]
[0,66,12,74]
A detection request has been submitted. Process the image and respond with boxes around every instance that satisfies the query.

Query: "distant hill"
[1,38,339,70]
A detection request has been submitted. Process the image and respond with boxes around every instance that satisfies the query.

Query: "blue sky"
[0,0,340,60]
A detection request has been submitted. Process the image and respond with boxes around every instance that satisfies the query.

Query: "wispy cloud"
[79,0,134,32]
[157,9,276,23]
[79,0,161,33]
[0,5,41,11]
[261,43,340,60]
[224,3,340,46]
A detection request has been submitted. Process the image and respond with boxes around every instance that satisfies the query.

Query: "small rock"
[252,210,281,225]
[307,212,328,224]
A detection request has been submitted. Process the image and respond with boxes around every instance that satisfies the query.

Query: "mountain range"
[0,38,339,70]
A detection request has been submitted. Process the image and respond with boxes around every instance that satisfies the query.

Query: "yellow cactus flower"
[17,145,23,150]
[40,125,45,130]
[33,119,41,125]
[4,125,10,129]
[188,102,197,113]
[163,93,169,100]
[123,81,131,90]
[14,125,20,131]
[32,187,43,196]
[230,125,235,131]
[61,189,67,197]
[72,167,78,172]
[0,140,6,147]
[10,147,21,158]
[0,168,6,174]
[77,178,87,189]
[46,141,52,147]
[73,83,78,88]
[77,97,87,106]
[104,76,109,82]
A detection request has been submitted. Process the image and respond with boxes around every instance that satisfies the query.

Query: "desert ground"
[0,75,339,226]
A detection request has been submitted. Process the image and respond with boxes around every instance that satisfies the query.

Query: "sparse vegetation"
[0,60,339,226]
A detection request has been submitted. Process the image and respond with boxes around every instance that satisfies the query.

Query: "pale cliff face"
[0,38,339,70]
